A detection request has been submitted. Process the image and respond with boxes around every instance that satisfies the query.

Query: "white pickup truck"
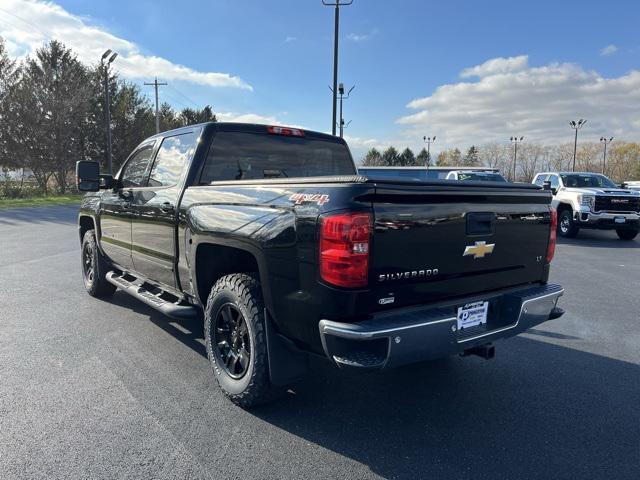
[532,172,640,240]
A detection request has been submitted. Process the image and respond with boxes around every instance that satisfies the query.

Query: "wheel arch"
[78,215,96,243]
[193,241,273,314]
[556,202,573,215]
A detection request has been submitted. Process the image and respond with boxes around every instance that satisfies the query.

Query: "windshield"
[559,173,617,189]
[457,172,506,182]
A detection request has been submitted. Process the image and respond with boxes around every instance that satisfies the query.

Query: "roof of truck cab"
[146,121,342,143]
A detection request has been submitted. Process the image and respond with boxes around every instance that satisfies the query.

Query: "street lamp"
[101,49,118,175]
[422,136,436,169]
[510,136,524,181]
[322,0,353,136]
[569,119,587,172]
[600,136,613,175]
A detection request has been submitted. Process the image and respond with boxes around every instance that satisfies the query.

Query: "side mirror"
[620,182,628,189]
[76,161,100,192]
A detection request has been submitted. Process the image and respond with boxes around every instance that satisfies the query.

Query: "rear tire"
[616,229,638,241]
[81,230,116,298]
[204,273,280,408]
[558,209,579,238]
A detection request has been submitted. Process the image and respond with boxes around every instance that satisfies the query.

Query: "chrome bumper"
[575,208,640,225]
[319,284,564,369]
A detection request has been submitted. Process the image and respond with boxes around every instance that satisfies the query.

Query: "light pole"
[337,83,354,138]
[422,136,436,168]
[510,136,524,181]
[600,136,613,175]
[101,49,118,175]
[569,119,587,172]
[323,0,353,136]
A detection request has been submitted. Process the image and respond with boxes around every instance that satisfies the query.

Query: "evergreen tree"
[398,147,416,166]
[416,147,430,167]
[361,147,383,166]
[463,145,480,166]
[382,146,399,166]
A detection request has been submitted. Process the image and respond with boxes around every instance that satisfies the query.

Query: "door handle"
[160,202,174,213]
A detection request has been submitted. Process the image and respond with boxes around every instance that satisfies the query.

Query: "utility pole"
[569,119,587,172]
[335,83,354,138]
[423,136,436,169]
[101,49,118,174]
[323,0,353,136]
[510,136,524,182]
[145,77,167,134]
[600,136,613,175]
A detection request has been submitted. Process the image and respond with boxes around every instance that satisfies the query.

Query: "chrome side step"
[106,271,199,321]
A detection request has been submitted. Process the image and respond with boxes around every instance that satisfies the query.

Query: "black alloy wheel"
[82,240,95,288]
[214,303,251,379]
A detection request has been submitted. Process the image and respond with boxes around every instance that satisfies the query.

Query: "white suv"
[532,172,640,240]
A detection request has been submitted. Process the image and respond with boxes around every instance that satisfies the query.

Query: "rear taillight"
[320,212,371,288]
[546,207,557,263]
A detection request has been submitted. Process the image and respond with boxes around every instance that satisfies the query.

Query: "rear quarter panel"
[177,182,374,351]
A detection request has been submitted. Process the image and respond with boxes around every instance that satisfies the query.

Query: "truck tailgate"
[367,181,553,309]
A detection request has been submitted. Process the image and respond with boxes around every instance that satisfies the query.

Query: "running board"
[105,271,199,321]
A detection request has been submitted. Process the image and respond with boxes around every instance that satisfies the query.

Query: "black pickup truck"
[76,122,564,407]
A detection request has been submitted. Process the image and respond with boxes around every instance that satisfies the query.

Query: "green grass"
[0,194,82,210]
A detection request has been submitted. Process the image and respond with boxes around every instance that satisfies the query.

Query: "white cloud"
[216,111,304,129]
[397,55,640,148]
[460,55,529,78]
[217,112,281,124]
[0,0,252,90]
[284,36,297,43]
[600,44,618,56]
[346,29,378,42]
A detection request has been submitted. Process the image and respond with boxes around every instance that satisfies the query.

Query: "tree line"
[0,37,215,195]
[361,141,640,183]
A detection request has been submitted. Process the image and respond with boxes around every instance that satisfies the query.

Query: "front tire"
[558,209,579,238]
[81,230,116,297]
[204,273,279,408]
[616,229,638,241]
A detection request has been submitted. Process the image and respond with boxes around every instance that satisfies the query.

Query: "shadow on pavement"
[109,291,207,358]
[105,291,639,480]
[252,339,639,479]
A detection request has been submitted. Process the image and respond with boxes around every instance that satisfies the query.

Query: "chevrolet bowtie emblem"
[463,241,495,259]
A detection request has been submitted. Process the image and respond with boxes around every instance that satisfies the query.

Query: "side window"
[120,145,154,188]
[147,131,199,188]
[534,174,547,186]
[549,175,560,189]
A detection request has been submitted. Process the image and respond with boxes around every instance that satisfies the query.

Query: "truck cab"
[532,172,640,240]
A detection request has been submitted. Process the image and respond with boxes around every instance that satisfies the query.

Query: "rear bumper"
[574,209,640,229]
[319,283,564,369]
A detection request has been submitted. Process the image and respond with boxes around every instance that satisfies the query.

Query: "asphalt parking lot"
[1,205,638,480]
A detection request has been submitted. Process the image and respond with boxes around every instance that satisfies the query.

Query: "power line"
[166,84,200,109]
[0,7,56,41]
[144,77,167,134]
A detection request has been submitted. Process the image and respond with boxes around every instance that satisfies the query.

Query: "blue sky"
[1,0,639,159]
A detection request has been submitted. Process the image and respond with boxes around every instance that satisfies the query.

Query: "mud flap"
[264,309,309,386]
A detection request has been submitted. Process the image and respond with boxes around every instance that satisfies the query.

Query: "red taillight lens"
[267,125,305,137]
[320,212,371,288]
[546,207,557,263]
